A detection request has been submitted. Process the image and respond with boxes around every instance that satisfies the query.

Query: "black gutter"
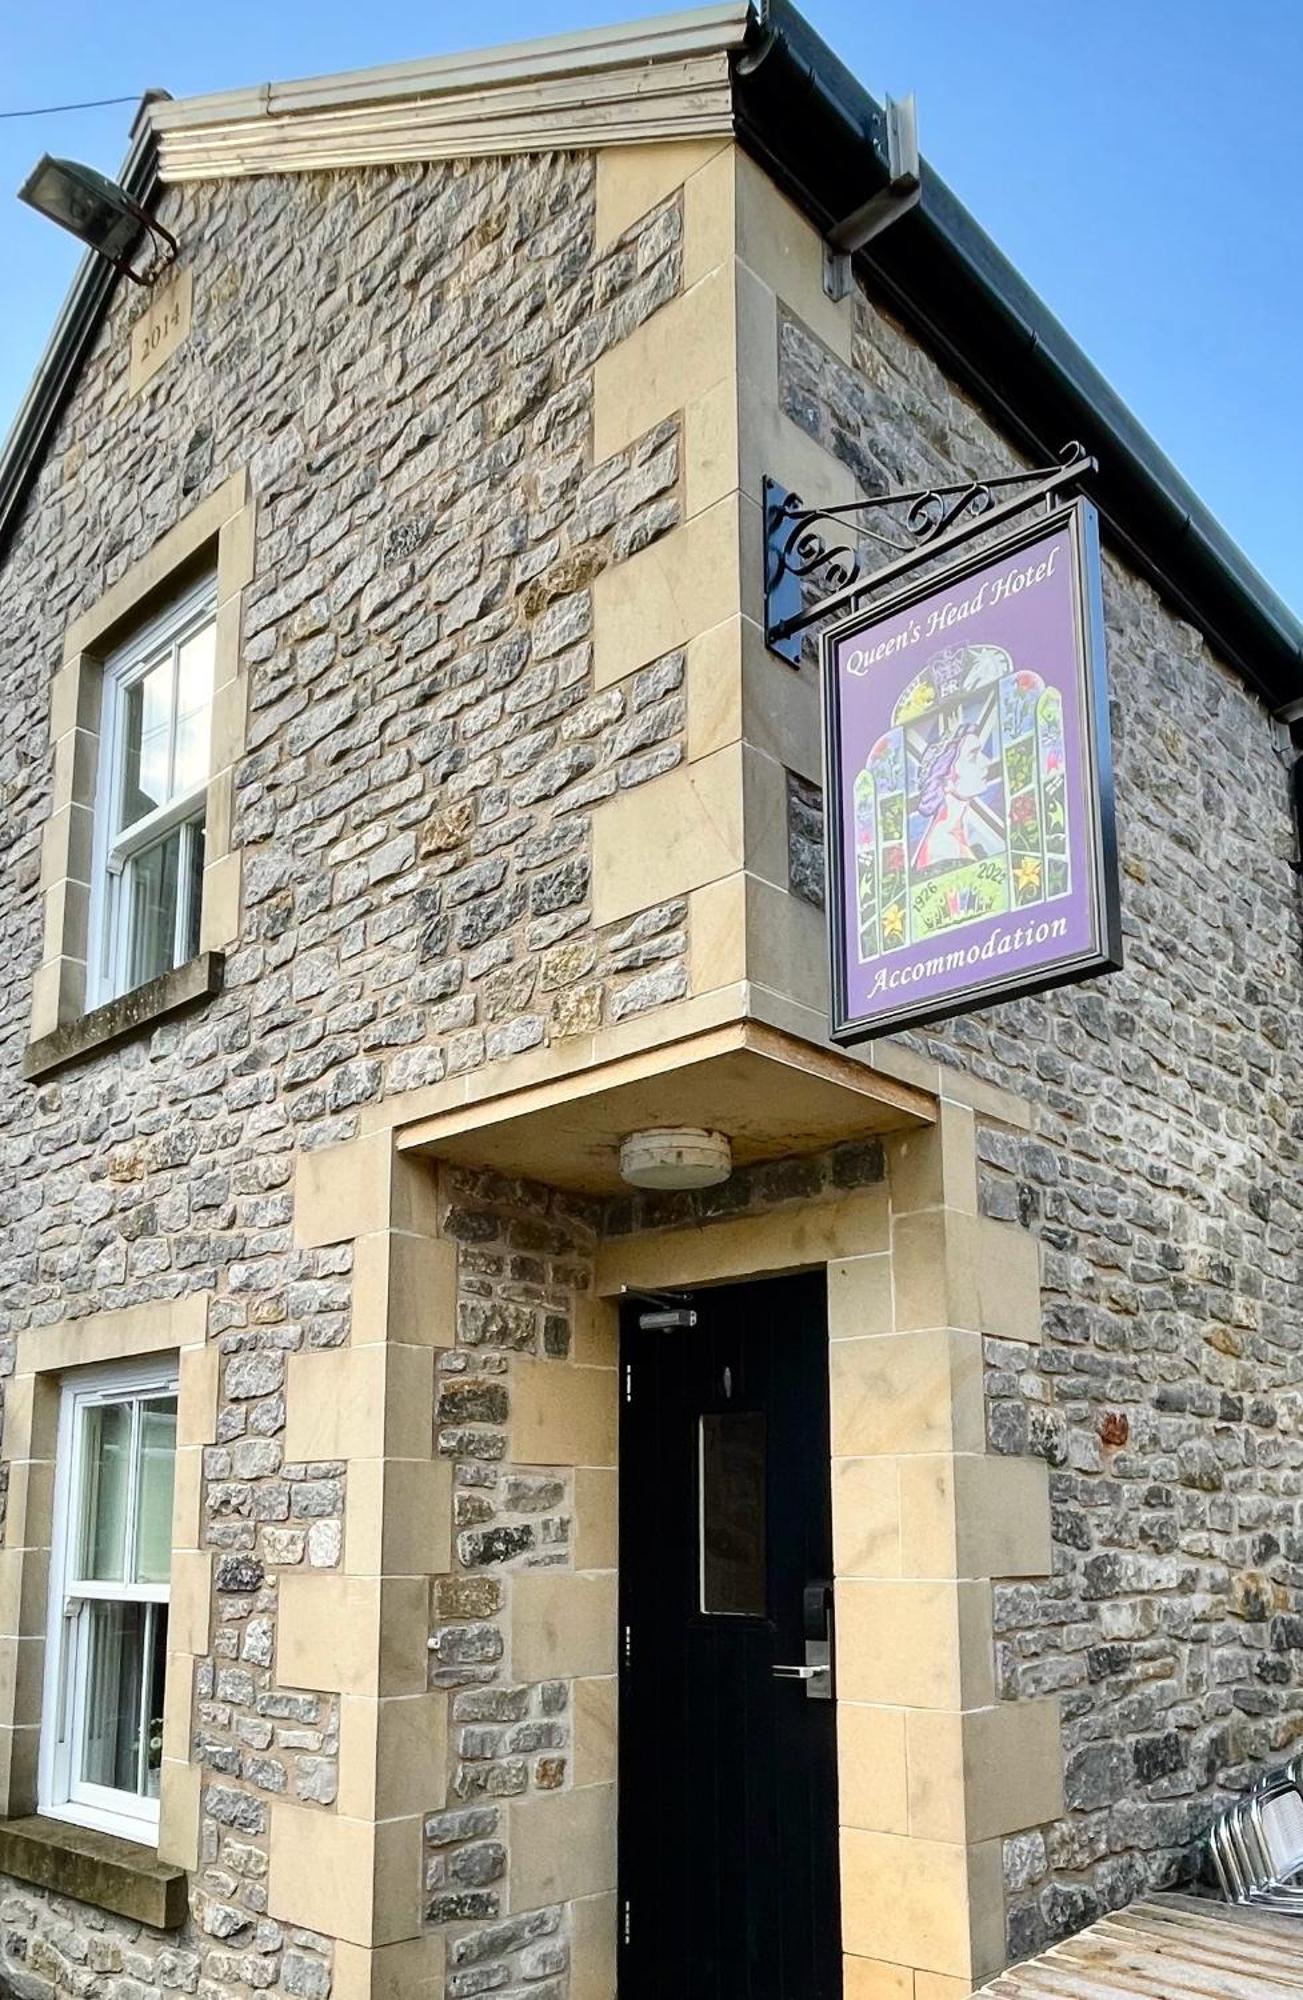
[733,0,1303,714]
[0,94,167,565]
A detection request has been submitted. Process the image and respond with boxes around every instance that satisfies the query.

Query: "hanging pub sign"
[822,498,1122,1044]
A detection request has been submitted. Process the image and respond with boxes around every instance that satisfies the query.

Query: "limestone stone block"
[352,1228,458,1347]
[509,1357,616,1468]
[734,149,852,360]
[827,1255,893,1341]
[906,1699,1064,1844]
[892,1209,1040,1342]
[41,876,89,963]
[268,1802,423,1947]
[572,1295,618,1367]
[837,1703,908,1834]
[332,1936,445,2000]
[842,1957,912,2000]
[684,372,742,523]
[830,1328,985,1460]
[337,1691,449,1821]
[746,873,827,1016]
[594,262,732,463]
[571,1890,617,2000]
[170,1444,203,1552]
[840,1828,1004,1982]
[49,656,99,742]
[198,851,241,952]
[888,1103,979,1219]
[574,1465,618,1570]
[595,1184,886,1296]
[681,143,736,286]
[832,1457,900,1579]
[277,1574,427,1698]
[595,138,725,251]
[590,743,743,925]
[216,494,257,600]
[0,1634,45,1730]
[592,496,742,688]
[177,1341,220,1449]
[686,617,744,762]
[689,871,747,997]
[897,1454,1052,1583]
[284,1344,434,1465]
[39,801,94,893]
[506,1783,617,1909]
[167,1549,212,1659]
[511,1571,617,1681]
[156,1755,201,1871]
[835,1579,995,1710]
[295,1132,393,1247]
[343,1457,451,1578]
[573,1676,618,1787]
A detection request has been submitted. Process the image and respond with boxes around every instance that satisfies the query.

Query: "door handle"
[778,1579,835,1700]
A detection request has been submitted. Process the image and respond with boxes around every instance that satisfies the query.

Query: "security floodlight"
[18,155,175,284]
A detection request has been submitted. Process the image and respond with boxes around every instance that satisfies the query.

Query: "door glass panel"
[699,1411,766,1616]
[77,1402,132,1583]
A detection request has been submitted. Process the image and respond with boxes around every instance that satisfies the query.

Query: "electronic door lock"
[777,1580,834,1700]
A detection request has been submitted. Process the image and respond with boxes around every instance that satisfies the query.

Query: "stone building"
[0,3,1299,1998]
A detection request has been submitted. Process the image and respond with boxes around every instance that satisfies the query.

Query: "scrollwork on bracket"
[763,442,1094,664]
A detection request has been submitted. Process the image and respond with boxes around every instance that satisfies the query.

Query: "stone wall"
[778,283,1303,1957]
[0,142,689,1999]
[427,1167,602,1993]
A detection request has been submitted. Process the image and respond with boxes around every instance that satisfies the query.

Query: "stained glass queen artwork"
[852,642,1071,963]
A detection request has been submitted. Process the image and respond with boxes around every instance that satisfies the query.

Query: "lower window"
[40,1360,177,1843]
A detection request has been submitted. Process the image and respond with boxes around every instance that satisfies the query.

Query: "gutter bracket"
[822,92,920,302]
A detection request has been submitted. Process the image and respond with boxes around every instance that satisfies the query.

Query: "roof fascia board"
[156,51,735,182]
[149,3,750,130]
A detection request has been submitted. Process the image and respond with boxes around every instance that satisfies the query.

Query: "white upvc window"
[39,1359,178,1844]
[89,579,217,1008]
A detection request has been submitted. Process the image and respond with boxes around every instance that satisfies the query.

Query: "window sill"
[24,951,224,1081]
[0,1814,187,1928]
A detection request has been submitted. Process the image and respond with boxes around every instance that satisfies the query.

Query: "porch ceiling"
[394,1019,934,1195]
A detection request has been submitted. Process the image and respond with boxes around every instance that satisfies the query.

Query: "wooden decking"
[975,1892,1303,1997]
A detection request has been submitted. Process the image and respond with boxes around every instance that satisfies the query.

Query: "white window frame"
[87,577,218,1010]
[38,1355,179,1845]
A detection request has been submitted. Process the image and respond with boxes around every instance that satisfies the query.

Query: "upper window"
[40,1360,178,1843]
[89,580,216,1006]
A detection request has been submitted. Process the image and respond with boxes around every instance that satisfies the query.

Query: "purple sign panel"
[822,499,1121,1043]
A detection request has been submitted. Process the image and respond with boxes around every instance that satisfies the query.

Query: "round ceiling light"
[619,1127,732,1192]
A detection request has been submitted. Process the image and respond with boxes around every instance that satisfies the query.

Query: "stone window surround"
[0,1293,218,1919]
[26,469,254,1078]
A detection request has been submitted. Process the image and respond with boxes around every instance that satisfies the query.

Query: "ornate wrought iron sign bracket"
[763,441,1096,665]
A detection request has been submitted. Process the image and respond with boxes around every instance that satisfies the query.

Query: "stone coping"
[0,1815,187,1929]
[23,951,224,1080]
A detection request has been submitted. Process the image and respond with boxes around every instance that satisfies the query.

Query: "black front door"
[618,1271,840,2000]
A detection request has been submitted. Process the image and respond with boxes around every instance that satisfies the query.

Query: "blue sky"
[2,0,1299,611]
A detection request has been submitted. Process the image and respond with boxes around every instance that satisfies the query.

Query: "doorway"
[617,1270,841,1999]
